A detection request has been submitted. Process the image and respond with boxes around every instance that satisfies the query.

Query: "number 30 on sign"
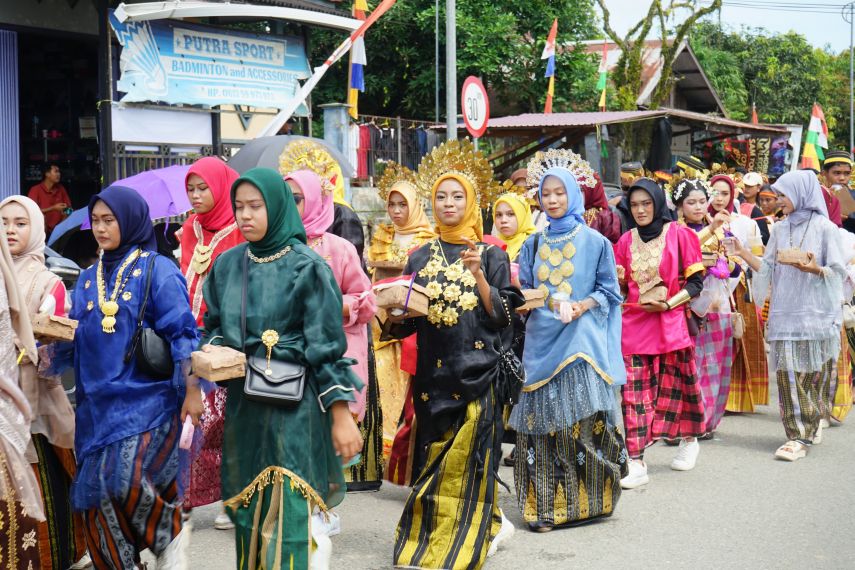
[462,76,490,140]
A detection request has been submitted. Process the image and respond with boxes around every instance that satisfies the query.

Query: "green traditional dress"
[202,168,362,570]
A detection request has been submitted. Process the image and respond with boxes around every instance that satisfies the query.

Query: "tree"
[690,22,849,148]
[595,0,722,111]
[308,0,600,119]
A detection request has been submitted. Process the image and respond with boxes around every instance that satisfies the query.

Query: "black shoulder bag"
[125,255,175,379]
[240,250,306,408]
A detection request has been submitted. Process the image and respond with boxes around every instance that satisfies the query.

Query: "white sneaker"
[620,459,649,489]
[813,423,823,445]
[310,530,332,569]
[214,510,234,530]
[312,510,341,537]
[670,439,700,471]
[820,418,830,429]
[487,510,515,558]
[69,553,93,569]
[156,527,189,570]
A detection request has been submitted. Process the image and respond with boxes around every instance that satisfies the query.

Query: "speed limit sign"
[462,76,490,139]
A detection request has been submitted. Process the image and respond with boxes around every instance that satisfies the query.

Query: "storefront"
[0,0,358,204]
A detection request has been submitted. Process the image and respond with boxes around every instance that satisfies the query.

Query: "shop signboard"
[109,12,310,110]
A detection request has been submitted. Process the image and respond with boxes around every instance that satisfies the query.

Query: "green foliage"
[308,0,600,119]
[691,21,851,147]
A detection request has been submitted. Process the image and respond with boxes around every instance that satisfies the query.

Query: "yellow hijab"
[332,162,351,207]
[389,181,436,238]
[493,193,536,261]
[431,173,483,244]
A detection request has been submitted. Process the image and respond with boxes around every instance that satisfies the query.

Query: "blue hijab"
[88,186,157,270]
[538,167,585,233]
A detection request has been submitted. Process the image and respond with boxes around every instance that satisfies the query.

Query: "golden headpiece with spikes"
[377,161,421,202]
[278,140,339,196]
[416,139,501,209]
[525,148,597,194]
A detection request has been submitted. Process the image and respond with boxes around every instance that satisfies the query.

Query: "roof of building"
[579,38,726,116]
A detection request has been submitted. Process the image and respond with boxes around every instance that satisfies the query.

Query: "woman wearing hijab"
[285,169,379,495]
[581,172,623,243]
[0,195,86,568]
[383,140,522,568]
[179,156,243,527]
[201,167,363,568]
[493,191,537,263]
[728,171,847,460]
[707,175,770,414]
[672,179,741,437]
[509,166,627,532]
[57,186,202,568]
[615,178,706,489]
[0,223,46,570]
[367,164,436,482]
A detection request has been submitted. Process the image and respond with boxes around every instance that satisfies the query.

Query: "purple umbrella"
[81,165,192,229]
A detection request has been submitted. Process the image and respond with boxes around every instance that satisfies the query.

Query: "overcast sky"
[597,0,853,54]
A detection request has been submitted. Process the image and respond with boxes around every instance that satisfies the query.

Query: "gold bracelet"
[665,289,691,310]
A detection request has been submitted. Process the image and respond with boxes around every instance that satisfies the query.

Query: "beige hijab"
[0,231,44,519]
[0,197,74,451]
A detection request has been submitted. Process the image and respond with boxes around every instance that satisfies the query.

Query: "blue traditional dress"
[509,167,628,527]
[67,187,199,568]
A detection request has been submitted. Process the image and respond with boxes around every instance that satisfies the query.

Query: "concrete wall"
[0,0,98,36]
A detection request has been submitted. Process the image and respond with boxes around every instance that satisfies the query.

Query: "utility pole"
[435,0,440,125]
[446,0,457,140]
[845,2,855,154]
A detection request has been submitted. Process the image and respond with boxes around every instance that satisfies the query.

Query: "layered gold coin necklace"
[96,248,142,333]
[418,240,479,328]
[190,220,238,275]
[534,224,582,298]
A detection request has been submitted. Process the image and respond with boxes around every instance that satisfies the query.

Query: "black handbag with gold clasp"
[240,249,305,408]
[124,255,174,379]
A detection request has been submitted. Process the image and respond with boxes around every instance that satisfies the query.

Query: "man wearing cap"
[816,151,851,227]
[612,162,645,233]
[741,172,764,216]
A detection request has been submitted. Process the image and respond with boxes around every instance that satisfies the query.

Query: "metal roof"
[479,108,789,137]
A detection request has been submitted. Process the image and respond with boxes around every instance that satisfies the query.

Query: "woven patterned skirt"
[393,387,502,570]
[832,327,852,422]
[30,434,87,569]
[185,385,227,508]
[345,339,384,491]
[727,282,769,412]
[514,411,626,526]
[695,313,734,432]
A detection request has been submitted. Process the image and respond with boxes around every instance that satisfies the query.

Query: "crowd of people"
[0,136,853,570]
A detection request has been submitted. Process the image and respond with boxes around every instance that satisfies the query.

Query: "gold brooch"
[122,292,132,301]
[261,330,280,376]
[84,280,91,289]
[474,341,484,350]
[132,269,142,278]
[86,300,93,311]
[436,359,442,368]
[420,392,429,402]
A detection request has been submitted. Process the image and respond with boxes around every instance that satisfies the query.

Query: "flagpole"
[446,0,457,140]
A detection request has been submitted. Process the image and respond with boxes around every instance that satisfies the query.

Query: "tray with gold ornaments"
[31,314,78,343]
[517,289,547,312]
[373,275,429,321]
[191,345,246,382]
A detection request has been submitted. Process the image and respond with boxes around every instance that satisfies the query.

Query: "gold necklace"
[248,246,292,264]
[96,249,141,333]
[417,240,479,327]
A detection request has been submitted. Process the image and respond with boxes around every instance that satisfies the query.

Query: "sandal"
[503,447,516,467]
[774,440,807,462]
[527,520,554,533]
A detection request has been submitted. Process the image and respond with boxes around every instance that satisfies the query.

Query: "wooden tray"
[192,346,246,382]
[31,314,78,343]
[374,281,429,321]
[777,248,810,265]
[517,289,546,312]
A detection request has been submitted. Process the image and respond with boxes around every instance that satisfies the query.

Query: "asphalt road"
[180,382,855,570]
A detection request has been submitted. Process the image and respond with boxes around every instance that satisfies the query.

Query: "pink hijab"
[286,169,333,239]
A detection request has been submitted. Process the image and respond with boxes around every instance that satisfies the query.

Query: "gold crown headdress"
[670,177,712,204]
[416,139,501,209]
[278,140,339,196]
[525,148,597,196]
[493,179,530,209]
[377,161,420,202]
